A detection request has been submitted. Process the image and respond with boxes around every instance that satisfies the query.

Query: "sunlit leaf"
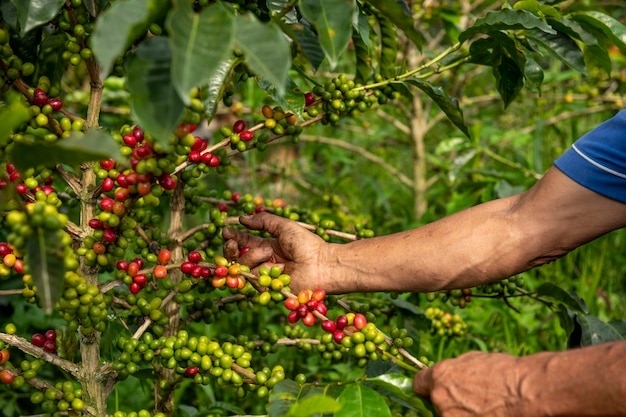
[336,383,391,417]
[299,0,356,69]
[571,11,626,53]
[366,0,424,50]
[234,14,291,96]
[11,0,65,35]
[285,394,341,417]
[167,0,235,105]
[90,0,169,77]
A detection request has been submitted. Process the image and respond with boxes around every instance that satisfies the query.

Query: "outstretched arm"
[412,341,626,417]
[224,166,626,294]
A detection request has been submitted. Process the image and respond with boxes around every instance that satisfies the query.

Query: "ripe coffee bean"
[232,120,246,133]
[43,340,57,352]
[44,329,56,341]
[31,333,45,347]
[321,320,336,333]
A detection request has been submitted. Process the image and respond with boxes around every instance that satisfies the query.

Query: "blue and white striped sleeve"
[554,110,626,204]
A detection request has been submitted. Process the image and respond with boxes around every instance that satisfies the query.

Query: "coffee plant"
[0,0,625,416]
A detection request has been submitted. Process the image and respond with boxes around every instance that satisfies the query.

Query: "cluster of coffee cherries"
[284,289,328,326]
[31,329,58,354]
[425,287,472,308]
[477,275,526,296]
[425,307,467,337]
[27,379,86,415]
[56,270,109,335]
[113,330,284,399]
[0,241,24,278]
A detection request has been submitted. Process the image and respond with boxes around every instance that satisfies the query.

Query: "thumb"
[412,368,434,398]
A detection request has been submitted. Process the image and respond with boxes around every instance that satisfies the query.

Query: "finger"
[238,246,275,268]
[222,227,253,248]
[412,368,434,398]
[240,212,296,236]
[223,238,240,262]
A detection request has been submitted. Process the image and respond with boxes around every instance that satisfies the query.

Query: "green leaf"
[9,129,122,172]
[366,373,434,415]
[11,0,65,35]
[570,11,626,54]
[336,383,391,417]
[292,22,325,71]
[167,1,235,105]
[90,0,169,77]
[536,283,589,314]
[202,59,235,122]
[285,394,342,417]
[523,53,544,93]
[459,8,556,43]
[298,0,356,69]
[526,29,587,75]
[513,0,559,19]
[366,0,424,50]
[256,76,305,118]
[28,226,65,314]
[234,14,291,96]
[583,44,612,77]
[126,36,185,145]
[0,92,31,147]
[576,314,625,346]
[268,380,326,417]
[405,78,469,138]
[493,51,524,108]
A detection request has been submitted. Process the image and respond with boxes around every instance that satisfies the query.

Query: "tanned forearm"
[516,341,626,416]
[321,167,626,294]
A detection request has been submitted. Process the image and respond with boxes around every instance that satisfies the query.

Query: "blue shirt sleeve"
[554,110,626,204]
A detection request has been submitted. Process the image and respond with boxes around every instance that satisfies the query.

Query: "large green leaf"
[285,394,342,417]
[202,59,235,122]
[90,0,169,77]
[366,0,424,50]
[234,14,291,96]
[536,283,589,314]
[167,1,235,105]
[267,380,325,417]
[459,8,556,43]
[298,0,355,69]
[0,92,30,147]
[405,78,469,138]
[570,11,626,54]
[523,53,544,92]
[336,383,391,417]
[526,29,587,75]
[28,226,65,314]
[9,129,122,172]
[366,373,434,415]
[576,314,625,346]
[10,0,65,35]
[126,36,185,145]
